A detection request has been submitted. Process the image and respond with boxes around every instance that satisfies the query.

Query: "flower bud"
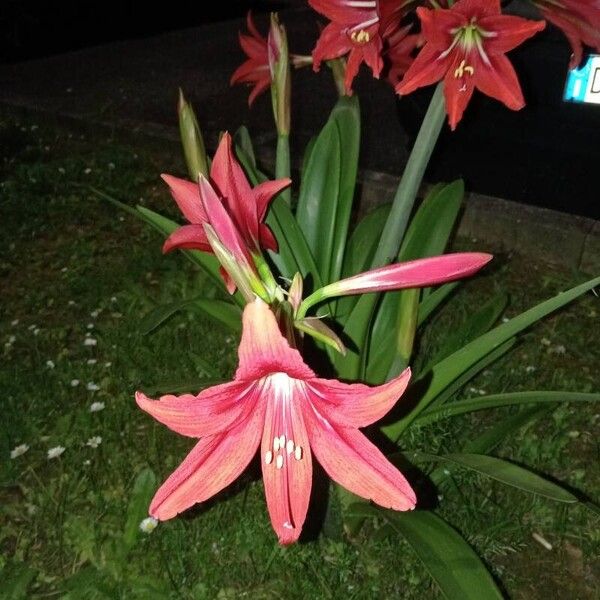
[178,89,209,180]
[268,13,291,135]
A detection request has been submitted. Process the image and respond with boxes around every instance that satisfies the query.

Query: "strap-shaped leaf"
[418,282,459,326]
[122,468,157,553]
[416,391,600,426]
[413,452,578,503]
[386,275,600,438]
[351,505,503,600]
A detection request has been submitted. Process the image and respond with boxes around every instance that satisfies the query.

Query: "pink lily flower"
[161,132,290,292]
[136,299,416,544]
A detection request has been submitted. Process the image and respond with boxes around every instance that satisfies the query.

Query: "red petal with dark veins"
[304,406,416,511]
[261,375,312,544]
[149,392,266,520]
[210,133,258,244]
[306,367,411,428]
[480,15,546,55]
[236,299,315,382]
[312,22,353,71]
[162,224,211,254]
[395,43,450,96]
[135,382,258,438]
[473,53,525,112]
[161,174,207,224]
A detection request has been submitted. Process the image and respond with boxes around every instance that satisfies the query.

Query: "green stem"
[370,83,446,270]
[276,133,291,205]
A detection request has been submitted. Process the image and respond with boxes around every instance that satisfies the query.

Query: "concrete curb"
[3,98,599,275]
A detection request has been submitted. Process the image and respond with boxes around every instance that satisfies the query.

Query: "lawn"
[1,109,598,599]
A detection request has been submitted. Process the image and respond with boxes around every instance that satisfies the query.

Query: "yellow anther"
[454,59,475,79]
[350,29,371,44]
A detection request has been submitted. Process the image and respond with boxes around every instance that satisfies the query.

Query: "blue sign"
[564,54,600,104]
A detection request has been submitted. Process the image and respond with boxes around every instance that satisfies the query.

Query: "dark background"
[2,0,598,219]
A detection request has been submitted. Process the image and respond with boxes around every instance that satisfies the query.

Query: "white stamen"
[273,436,280,452]
[283,521,294,529]
[294,446,302,461]
[265,450,273,465]
[276,455,284,469]
[278,435,286,448]
[286,440,294,454]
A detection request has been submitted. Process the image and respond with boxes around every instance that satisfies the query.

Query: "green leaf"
[328,95,360,283]
[122,468,158,554]
[421,453,578,503]
[366,181,465,382]
[418,282,459,326]
[295,117,341,283]
[351,505,503,600]
[337,204,391,321]
[387,274,600,438]
[417,391,600,426]
[421,292,508,372]
[191,299,242,332]
[233,126,257,169]
[420,338,516,411]
[0,562,37,600]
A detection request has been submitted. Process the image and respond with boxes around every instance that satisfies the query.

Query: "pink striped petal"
[161,174,207,224]
[210,133,258,243]
[163,224,211,254]
[149,392,266,520]
[253,178,292,221]
[261,375,312,544]
[236,299,315,381]
[330,253,492,296]
[306,367,411,428]
[199,174,253,264]
[135,382,258,438]
[304,407,416,510]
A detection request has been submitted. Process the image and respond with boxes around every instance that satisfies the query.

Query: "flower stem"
[276,133,291,205]
[369,83,446,270]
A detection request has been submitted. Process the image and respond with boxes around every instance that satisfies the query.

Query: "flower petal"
[135,382,258,438]
[306,367,411,428]
[396,43,449,96]
[163,224,211,254]
[304,407,416,510]
[210,133,258,243]
[312,22,353,71]
[161,174,207,224]
[261,375,313,544]
[479,15,545,55]
[473,53,525,112]
[236,299,315,381]
[149,394,266,520]
[253,178,292,221]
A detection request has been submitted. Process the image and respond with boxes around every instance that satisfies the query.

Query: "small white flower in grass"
[84,338,97,347]
[33,328,41,336]
[90,309,101,318]
[104,362,112,368]
[10,444,29,459]
[47,446,65,459]
[525,366,536,374]
[28,324,37,331]
[83,459,91,466]
[87,358,97,365]
[84,168,92,174]
[549,345,566,355]
[108,162,115,170]
[87,382,100,392]
[89,401,105,412]
[58,167,66,174]
[61,267,68,273]
[541,337,551,347]
[8,335,16,344]
[11,319,19,326]
[70,379,80,387]
[111,296,117,303]
[139,517,158,534]
[86,436,102,448]
[87,323,94,330]
[502,317,509,323]
[46,360,55,369]
[68,300,76,306]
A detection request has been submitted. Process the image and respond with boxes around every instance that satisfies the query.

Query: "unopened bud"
[178,89,209,180]
[268,13,291,135]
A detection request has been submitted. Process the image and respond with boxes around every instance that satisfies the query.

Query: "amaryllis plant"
[100,0,600,596]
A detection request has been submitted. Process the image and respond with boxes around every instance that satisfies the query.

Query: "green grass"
[0,110,598,599]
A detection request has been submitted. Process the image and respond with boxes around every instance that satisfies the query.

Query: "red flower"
[384,23,419,87]
[137,299,416,544]
[230,12,271,106]
[161,132,290,291]
[532,0,600,68]
[396,0,545,129]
